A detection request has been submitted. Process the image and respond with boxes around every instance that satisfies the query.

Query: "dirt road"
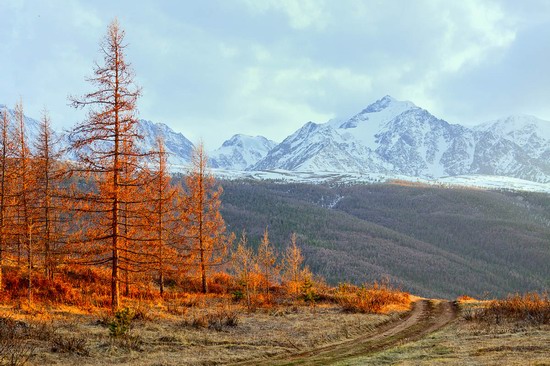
[232,300,458,366]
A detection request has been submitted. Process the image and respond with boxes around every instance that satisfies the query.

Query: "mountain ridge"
[253,96,550,182]
[3,96,550,183]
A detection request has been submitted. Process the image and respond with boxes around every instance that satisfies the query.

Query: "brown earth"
[232,299,458,365]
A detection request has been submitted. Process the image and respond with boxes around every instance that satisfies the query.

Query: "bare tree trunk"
[27,221,33,306]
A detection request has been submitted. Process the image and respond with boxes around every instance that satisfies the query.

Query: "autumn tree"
[183,143,232,294]
[33,109,65,280]
[144,137,181,296]
[257,227,278,300]
[283,232,305,295]
[231,231,255,309]
[12,100,39,304]
[118,133,148,297]
[69,19,144,311]
[0,107,14,291]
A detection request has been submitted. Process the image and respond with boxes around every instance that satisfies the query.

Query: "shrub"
[300,277,319,304]
[207,308,239,330]
[131,302,153,321]
[232,290,244,302]
[180,307,239,331]
[109,308,135,337]
[51,335,89,356]
[0,316,35,366]
[457,295,476,302]
[471,292,550,325]
[335,282,411,314]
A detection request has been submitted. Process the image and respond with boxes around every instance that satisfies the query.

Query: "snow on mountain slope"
[252,121,387,173]
[210,134,276,170]
[135,119,194,165]
[0,104,51,152]
[339,95,418,149]
[475,115,550,159]
[255,96,477,178]
[210,168,550,194]
[0,104,195,165]
[5,97,550,185]
[254,96,550,182]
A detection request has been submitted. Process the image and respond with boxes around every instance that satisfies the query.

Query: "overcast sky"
[2,0,550,149]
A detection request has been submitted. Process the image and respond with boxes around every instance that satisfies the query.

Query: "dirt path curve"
[232,300,458,366]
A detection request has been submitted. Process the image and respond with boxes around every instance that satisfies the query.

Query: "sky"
[2,0,550,149]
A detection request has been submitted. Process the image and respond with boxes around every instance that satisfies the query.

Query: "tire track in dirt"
[232,300,458,366]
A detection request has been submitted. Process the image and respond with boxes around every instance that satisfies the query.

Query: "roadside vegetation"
[462,292,550,325]
[0,263,412,366]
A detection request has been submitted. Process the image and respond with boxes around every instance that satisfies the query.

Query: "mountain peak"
[362,95,417,114]
[211,134,276,170]
[221,134,274,148]
[338,96,417,131]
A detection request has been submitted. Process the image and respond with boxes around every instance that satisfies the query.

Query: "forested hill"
[219,181,550,299]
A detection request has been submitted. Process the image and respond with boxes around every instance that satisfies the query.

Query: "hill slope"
[219,181,550,298]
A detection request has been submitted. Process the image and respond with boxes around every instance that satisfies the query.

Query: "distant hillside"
[219,181,550,299]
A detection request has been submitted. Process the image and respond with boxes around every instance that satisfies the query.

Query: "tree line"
[0,19,310,311]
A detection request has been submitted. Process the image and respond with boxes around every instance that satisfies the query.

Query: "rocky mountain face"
[253,96,550,182]
[134,119,194,166]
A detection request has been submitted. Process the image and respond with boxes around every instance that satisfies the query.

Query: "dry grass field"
[344,314,550,365]
[0,299,396,366]
[340,297,550,366]
[2,293,549,365]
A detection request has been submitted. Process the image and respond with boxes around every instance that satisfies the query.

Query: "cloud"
[1,0,547,150]
[241,0,331,30]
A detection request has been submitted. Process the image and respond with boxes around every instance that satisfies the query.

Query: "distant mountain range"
[3,96,550,183]
[253,96,550,182]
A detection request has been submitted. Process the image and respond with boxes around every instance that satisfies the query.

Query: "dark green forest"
[218,180,550,299]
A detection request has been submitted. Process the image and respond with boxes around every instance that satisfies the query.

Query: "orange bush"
[2,268,81,305]
[479,292,550,324]
[334,282,411,314]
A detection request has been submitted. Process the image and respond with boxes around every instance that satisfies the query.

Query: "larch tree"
[257,227,278,299]
[145,137,181,296]
[283,232,304,296]
[12,100,37,304]
[183,143,232,294]
[69,19,144,311]
[33,109,65,280]
[0,107,14,291]
[231,231,254,310]
[118,134,149,297]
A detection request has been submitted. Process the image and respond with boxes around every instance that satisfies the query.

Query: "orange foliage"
[333,282,411,314]
[479,292,550,324]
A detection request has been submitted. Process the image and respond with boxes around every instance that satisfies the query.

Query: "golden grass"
[0,300,392,366]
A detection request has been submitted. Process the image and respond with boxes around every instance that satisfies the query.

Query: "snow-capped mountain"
[209,134,276,170]
[0,104,48,152]
[253,96,550,182]
[0,104,195,165]
[5,97,550,184]
[475,115,550,160]
[135,119,194,165]
[252,121,385,172]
